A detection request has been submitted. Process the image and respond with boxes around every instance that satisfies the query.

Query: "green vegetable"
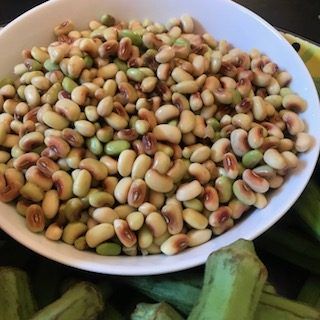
[188,239,267,320]
[131,302,184,320]
[0,267,38,320]
[31,282,104,320]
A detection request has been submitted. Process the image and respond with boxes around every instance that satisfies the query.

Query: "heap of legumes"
[0,14,313,256]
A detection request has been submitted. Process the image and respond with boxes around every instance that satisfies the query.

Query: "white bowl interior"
[0,0,319,275]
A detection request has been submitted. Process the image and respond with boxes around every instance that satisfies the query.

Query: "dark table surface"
[1,0,320,43]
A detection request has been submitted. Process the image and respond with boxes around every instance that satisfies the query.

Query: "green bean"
[119,29,142,46]
[242,150,263,168]
[86,136,103,155]
[62,77,78,93]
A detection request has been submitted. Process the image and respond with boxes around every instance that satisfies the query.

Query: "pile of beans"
[0,14,313,256]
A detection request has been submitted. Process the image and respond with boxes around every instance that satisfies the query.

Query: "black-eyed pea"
[178,110,196,134]
[65,148,85,169]
[242,169,270,193]
[91,207,118,224]
[155,104,179,124]
[222,152,239,180]
[41,189,59,219]
[202,185,219,212]
[131,154,152,179]
[102,176,118,195]
[79,158,108,180]
[160,233,189,255]
[149,190,165,209]
[211,138,231,162]
[42,111,70,130]
[138,202,157,217]
[25,166,53,191]
[52,170,73,201]
[145,211,168,237]
[231,113,252,131]
[99,156,118,175]
[263,148,287,170]
[45,223,63,241]
[126,211,144,231]
[232,179,256,205]
[71,85,89,106]
[176,180,203,201]
[187,229,212,247]
[230,128,250,157]
[252,96,268,121]
[295,132,313,152]
[278,138,294,152]
[281,151,299,169]
[189,145,211,163]
[161,203,183,235]
[228,199,249,219]
[25,204,45,233]
[141,76,158,93]
[212,217,234,235]
[74,120,96,137]
[268,174,284,189]
[114,177,133,204]
[167,159,188,183]
[183,208,208,230]
[138,225,154,249]
[209,205,232,228]
[188,163,211,185]
[54,98,81,122]
[145,169,174,193]
[0,168,25,203]
[20,182,44,202]
[62,222,87,245]
[113,205,135,220]
[13,152,39,171]
[215,176,233,203]
[127,179,147,208]
[282,94,307,113]
[19,132,44,152]
[153,124,182,144]
[114,219,137,248]
[89,191,114,208]
[44,135,70,159]
[85,223,115,248]
[253,193,268,209]
[281,110,305,135]
[152,151,171,175]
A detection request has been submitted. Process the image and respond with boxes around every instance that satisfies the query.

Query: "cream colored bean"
[281,151,299,169]
[155,104,179,123]
[230,129,250,157]
[145,169,174,193]
[152,151,171,174]
[100,156,118,175]
[149,190,165,209]
[263,148,287,170]
[79,158,108,180]
[91,207,118,224]
[24,85,40,108]
[242,169,270,193]
[114,219,137,247]
[183,208,208,230]
[126,211,144,231]
[190,145,211,163]
[131,154,152,179]
[43,111,70,130]
[188,163,211,185]
[281,110,305,135]
[54,98,81,122]
[52,170,73,200]
[145,211,168,237]
[74,120,96,137]
[295,132,313,152]
[153,124,182,144]
[268,174,284,189]
[20,182,44,202]
[89,190,114,208]
[155,46,175,63]
[187,229,212,247]
[138,225,154,249]
[62,222,87,245]
[171,80,199,94]
[42,190,59,219]
[181,14,194,33]
[254,193,268,209]
[211,138,231,163]
[114,205,135,219]
[171,67,194,83]
[85,223,115,248]
[176,180,203,201]
[45,223,63,241]
[138,202,157,217]
[73,169,92,197]
[114,177,133,204]
[118,149,137,177]
[160,234,189,255]
[178,110,196,134]
[167,159,188,183]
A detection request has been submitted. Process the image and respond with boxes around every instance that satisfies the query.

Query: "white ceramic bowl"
[0,0,319,275]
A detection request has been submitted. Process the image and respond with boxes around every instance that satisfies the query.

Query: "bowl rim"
[0,0,319,275]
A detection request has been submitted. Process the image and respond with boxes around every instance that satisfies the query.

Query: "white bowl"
[0,0,319,275]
